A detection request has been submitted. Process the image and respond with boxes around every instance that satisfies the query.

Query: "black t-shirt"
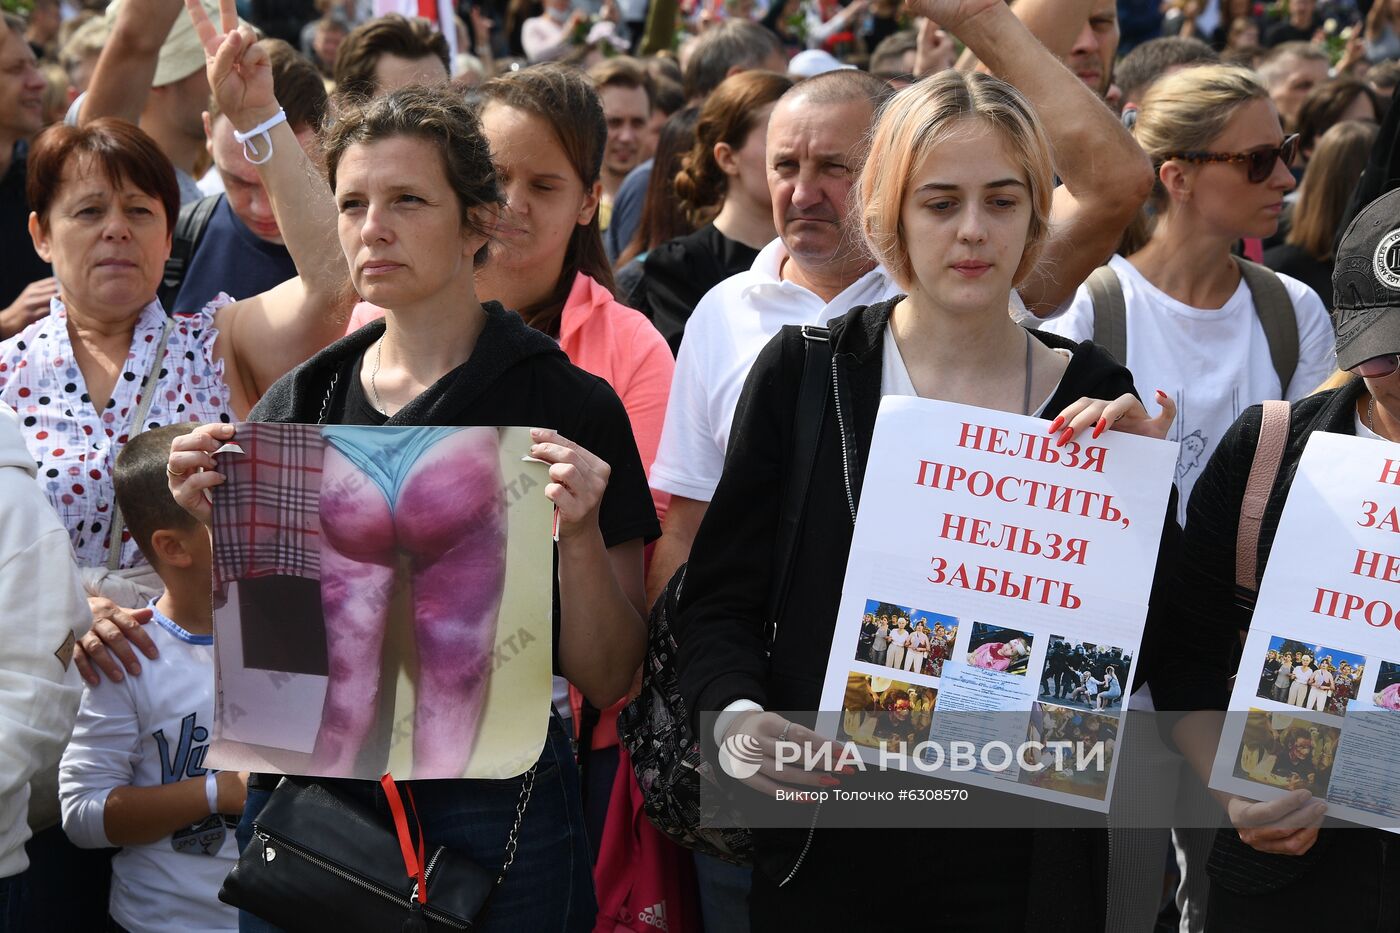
[1263,242,1333,309]
[1,143,52,310]
[171,195,298,312]
[1265,18,1320,45]
[637,223,762,355]
[322,347,660,671]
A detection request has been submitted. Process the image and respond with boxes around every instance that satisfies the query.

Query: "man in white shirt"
[644,0,1154,606]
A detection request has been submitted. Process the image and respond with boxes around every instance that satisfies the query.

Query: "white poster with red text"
[1210,431,1400,832]
[816,396,1178,811]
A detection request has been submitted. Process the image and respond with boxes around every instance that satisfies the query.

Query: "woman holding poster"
[673,2,1175,926]
[163,6,659,929]
[1157,187,1400,928]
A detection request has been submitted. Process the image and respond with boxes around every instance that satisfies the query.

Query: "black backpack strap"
[158,194,221,312]
[1087,264,1128,365]
[1234,257,1299,394]
[764,325,833,645]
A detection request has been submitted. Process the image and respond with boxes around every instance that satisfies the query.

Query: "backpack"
[617,325,834,866]
[1235,399,1291,615]
[1086,257,1300,393]
[157,194,221,311]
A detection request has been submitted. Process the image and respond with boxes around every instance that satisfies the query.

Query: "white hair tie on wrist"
[233,109,288,165]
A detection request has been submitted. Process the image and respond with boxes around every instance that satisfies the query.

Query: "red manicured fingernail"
[1057,427,1074,446]
[1092,418,1106,439]
[819,775,841,786]
[1155,389,1167,400]
[1049,416,1065,433]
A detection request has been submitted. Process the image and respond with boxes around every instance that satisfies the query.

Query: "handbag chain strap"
[497,764,536,884]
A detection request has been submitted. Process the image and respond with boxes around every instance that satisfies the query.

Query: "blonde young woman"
[1039,65,1336,525]
[673,0,1174,922]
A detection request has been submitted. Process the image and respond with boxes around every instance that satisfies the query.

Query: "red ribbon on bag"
[381,773,428,906]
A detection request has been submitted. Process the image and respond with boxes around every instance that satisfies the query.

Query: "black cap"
[1332,188,1400,371]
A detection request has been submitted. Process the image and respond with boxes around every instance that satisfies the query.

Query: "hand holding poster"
[1210,431,1400,831]
[206,423,554,781]
[817,396,1178,810]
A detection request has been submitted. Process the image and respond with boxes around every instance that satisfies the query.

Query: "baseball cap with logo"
[105,0,235,87]
[1332,188,1400,372]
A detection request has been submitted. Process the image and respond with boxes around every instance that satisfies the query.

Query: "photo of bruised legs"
[313,426,508,778]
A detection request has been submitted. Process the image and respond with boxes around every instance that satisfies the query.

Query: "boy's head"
[114,424,206,572]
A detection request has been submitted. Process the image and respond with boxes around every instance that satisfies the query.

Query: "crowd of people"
[855,610,955,676]
[1260,648,1363,714]
[3,0,1400,928]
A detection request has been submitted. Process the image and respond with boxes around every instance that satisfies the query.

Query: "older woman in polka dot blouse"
[0,94,347,676]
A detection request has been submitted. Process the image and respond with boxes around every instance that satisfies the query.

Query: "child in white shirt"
[60,426,246,933]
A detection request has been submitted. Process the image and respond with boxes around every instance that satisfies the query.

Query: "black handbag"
[220,768,536,932]
[617,325,833,865]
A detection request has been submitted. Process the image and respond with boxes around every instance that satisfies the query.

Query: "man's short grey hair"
[1115,36,1219,104]
[784,68,893,109]
[869,31,917,77]
[682,20,783,100]
[1257,41,1329,88]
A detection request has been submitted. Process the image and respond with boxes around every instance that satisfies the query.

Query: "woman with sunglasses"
[1154,188,1400,930]
[1040,65,1335,525]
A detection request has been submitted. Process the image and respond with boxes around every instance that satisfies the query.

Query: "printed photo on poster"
[1256,636,1366,717]
[966,622,1033,676]
[1036,636,1130,713]
[207,423,554,781]
[1374,660,1400,710]
[1232,709,1340,796]
[1019,702,1118,800]
[855,599,959,679]
[839,670,937,749]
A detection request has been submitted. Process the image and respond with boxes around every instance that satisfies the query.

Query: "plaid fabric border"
[212,423,325,588]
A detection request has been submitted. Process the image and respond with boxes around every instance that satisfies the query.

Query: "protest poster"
[817,396,1178,810]
[1210,432,1400,831]
[206,423,554,781]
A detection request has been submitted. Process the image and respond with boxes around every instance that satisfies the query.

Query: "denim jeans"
[0,873,25,933]
[236,712,595,932]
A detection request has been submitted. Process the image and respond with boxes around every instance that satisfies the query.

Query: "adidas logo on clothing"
[637,901,668,931]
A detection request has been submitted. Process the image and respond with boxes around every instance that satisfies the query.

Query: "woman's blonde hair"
[859,70,1055,291]
[1122,64,1269,251]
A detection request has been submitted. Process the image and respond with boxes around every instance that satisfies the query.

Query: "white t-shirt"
[59,604,237,933]
[888,628,911,648]
[1037,255,1335,523]
[880,322,1067,415]
[650,239,899,503]
[1291,664,1315,686]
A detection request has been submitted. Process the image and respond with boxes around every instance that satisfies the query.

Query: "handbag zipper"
[830,356,857,525]
[254,830,468,930]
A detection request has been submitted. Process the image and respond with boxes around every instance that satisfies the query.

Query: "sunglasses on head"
[1351,354,1400,379]
[1162,134,1300,184]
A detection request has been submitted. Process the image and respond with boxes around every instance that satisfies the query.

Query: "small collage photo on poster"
[853,598,959,682]
[1018,701,1119,800]
[838,670,938,749]
[1230,709,1341,798]
[1254,635,1366,718]
[1370,659,1400,710]
[1035,635,1131,714]
[964,622,1033,677]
